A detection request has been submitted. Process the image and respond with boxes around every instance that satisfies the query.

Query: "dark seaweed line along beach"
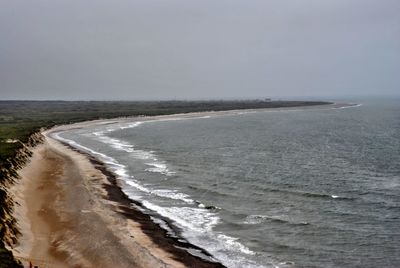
[64,141,225,268]
[0,100,330,267]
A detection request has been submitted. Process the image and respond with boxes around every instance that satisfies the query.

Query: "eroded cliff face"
[0,132,44,247]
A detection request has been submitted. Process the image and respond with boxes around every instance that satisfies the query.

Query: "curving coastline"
[9,102,355,267]
[11,128,225,267]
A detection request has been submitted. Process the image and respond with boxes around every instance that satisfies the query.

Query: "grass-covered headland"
[0,100,329,267]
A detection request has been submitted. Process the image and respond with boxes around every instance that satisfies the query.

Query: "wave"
[94,132,138,154]
[335,103,363,109]
[216,234,255,255]
[263,186,354,201]
[195,200,221,210]
[300,192,353,200]
[145,162,175,176]
[244,214,310,226]
[52,132,119,165]
[151,189,194,203]
[141,201,219,232]
[140,202,261,267]
[91,123,180,177]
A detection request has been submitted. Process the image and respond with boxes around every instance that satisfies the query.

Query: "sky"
[0,0,399,100]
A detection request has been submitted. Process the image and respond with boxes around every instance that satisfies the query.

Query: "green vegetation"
[0,100,330,266]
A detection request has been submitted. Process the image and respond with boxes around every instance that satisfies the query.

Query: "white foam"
[139,200,264,267]
[96,135,135,153]
[91,123,178,178]
[123,182,195,204]
[151,189,194,203]
[217,234,255,255]
[92,125,159,161]
[125,180,151,193]
[141,201,219,232]
[243,215,270,225]
[92,131,104,136]
[145,162,175,176]
[53,132,116,164]
[243,214,309,226]
[119,121,143,130]
[100,121,143,133]
[335,103,362,109]
[131,149,156,160]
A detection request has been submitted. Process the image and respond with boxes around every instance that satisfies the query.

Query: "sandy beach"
[10,128,224,267]
[9,103,352,267]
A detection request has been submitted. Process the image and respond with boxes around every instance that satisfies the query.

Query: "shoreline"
[63,142,225,267]
[10,102,355,267]
[45,102,356,134]
[11,130,224,267]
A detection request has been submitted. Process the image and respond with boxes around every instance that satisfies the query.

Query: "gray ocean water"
[55,99,400,268]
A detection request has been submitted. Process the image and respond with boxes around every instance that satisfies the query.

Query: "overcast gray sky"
[0,0,399,100]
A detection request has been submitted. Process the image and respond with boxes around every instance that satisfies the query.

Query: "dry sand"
[11,135,199,267]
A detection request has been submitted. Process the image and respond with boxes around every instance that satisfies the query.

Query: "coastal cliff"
[0,132,43,267]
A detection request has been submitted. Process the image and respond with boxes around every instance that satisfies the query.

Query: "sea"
[53,99,400,268]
